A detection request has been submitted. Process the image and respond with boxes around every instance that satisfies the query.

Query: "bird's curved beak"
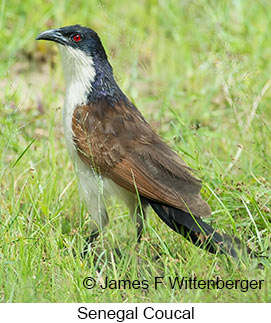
[36,29,67,45]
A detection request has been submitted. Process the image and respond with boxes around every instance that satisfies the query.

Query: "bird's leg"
[136,207,146,243]
[81,230,100,259]
[131,197,147,243]
[80,206,109,259]
[76,165,110,258]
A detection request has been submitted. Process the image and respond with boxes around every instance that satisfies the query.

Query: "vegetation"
[0,0,270,302]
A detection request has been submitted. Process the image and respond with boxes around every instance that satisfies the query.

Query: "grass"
[0,0,270,302]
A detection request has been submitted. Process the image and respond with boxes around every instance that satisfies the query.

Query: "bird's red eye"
[72,34,82,42]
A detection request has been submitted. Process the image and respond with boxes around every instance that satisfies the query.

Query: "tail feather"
[148,200,254,259]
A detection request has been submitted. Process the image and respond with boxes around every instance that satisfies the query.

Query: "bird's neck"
[59,45,121,107]
[88,61,121,102]
[59,45,95,107]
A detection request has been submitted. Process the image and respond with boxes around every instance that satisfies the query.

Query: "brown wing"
[72,98,211,218]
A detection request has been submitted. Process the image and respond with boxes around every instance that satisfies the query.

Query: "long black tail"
[149,200,255,259]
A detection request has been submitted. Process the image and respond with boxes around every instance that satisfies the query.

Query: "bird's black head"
[36,24,107,60]
[36,25,125,102]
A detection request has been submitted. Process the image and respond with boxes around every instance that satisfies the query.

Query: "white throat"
[59,44,96,107]
[58,44,96,158]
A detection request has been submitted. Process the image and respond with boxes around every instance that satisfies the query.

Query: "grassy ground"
[1,0,270,302]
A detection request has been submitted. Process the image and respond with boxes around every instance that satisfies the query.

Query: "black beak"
[36,29,67,45]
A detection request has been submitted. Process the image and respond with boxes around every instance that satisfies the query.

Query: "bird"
[36,25,255,260]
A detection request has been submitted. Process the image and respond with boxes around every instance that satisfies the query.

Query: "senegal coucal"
[36,25,254,260]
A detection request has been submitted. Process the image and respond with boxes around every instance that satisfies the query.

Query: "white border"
[0,303,269,323]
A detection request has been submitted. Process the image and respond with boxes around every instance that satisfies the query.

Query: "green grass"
[1,0,270,302]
